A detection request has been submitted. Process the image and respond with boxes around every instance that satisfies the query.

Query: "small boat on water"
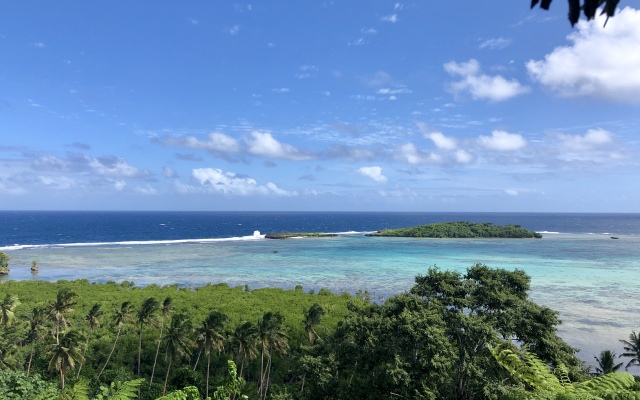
[611,236,619,239]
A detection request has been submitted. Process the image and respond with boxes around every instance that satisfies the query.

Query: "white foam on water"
[0,232,266,251]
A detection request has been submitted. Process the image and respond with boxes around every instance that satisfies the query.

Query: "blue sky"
[1,2,639,212]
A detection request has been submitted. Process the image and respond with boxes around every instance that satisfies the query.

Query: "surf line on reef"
[0,230,374,251]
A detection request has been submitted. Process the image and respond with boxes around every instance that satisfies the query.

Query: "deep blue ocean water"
[1,211,640,364]
[1,211,639,247]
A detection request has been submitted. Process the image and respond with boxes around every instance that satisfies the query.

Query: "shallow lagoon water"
[3,227,640,367]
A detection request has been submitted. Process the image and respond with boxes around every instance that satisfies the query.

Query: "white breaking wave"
[330,230,374,235]
[0,233,266,251]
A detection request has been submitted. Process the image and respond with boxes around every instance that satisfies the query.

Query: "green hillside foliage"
[368,221,543,238]
[0,263,638,399]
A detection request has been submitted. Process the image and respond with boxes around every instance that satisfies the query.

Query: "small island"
[366,221,543,239]
[265,232,338,239]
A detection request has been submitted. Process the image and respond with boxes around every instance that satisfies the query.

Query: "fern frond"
[489,344,562,392]
[57,379,90,400]
[553,363,573,388]
[108,378,144,400]
[574,371,635,393]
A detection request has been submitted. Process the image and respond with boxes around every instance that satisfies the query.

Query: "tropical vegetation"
[0,259,639,399]
[367,221,543,238]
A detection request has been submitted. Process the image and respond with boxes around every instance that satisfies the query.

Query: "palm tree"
[228,321,258,380]
[77,303,103,378]
[303,302,326,345]
[0,293,20,328]
[98,301,133,379]
[49,288,78,343]
[0,336,18,370]
[594,349,624,374]
[25,305,48,377]
[196,310,229,399]
[136,297,159,377]
[150,297,174,388]
[162,312,194,396]
[620,331,640,370]
[257,312,289,400]
[48,329,85,389]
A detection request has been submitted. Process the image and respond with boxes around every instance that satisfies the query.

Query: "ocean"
[1,211,640,366]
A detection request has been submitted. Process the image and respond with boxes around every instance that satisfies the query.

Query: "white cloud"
[396,143,441,164]
[245,131,313,160]
[134,185,158,195]
[444,59,530,102]
[162,167,179,179]
[505,189,519,196]
[272,88,290,93]
[425,130,457,151]
[357,166,388,183]
[89,156,147,177]
[381,14,398,23]
[191,168,297,196]
[163,132,240,153]
[265,182,298,196]
[227,25,240,35]
[33,42,45,48]
[526,7,640,104]
[455,149,474,164]
[362,27,377,35]
[38,176,77,190]
[479,37,513,50]
[192,168,260,195]
[364,71,394,87]
[377,87,412,95]
[557,128,613,151]
[478,130,527,151]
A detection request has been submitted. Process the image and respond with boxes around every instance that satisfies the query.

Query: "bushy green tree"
[0,370,58,399]
[0,251,9,274]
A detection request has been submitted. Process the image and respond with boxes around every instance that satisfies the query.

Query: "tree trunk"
[99,327,121,378]
[193,347,202,371]
[205,352,211,400]
[77,334,91,378]
[149,317,164,388]
[60,366,65,389]
[264,348,273,400]
[163,358,172,396]
[27,342,35,378]
[239,353,245,380]
[259,346,266,399]
[138,323,143,376]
